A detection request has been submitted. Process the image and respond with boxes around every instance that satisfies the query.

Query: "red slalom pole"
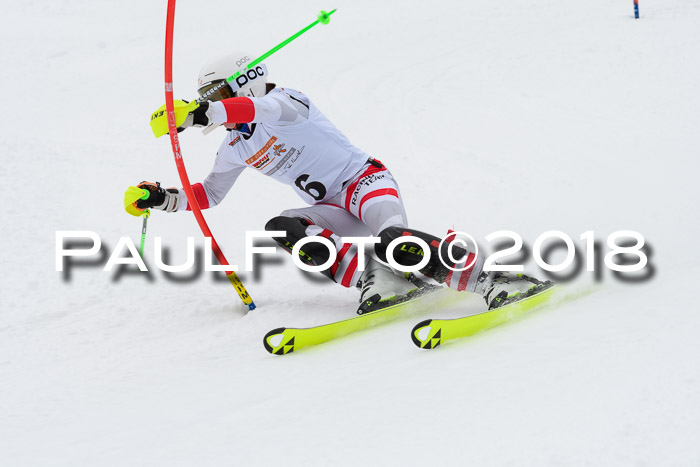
[163,0,255,310]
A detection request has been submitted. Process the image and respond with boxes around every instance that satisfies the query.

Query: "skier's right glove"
[176,101,210,133]
[133,181,181,212]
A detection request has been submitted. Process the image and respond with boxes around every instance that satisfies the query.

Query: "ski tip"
[263,327,295,355]
[411,319,441,350]
[248,302,257,311]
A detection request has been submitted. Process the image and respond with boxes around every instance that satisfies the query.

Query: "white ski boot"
[357,260,438,314]
[478,272,553,310]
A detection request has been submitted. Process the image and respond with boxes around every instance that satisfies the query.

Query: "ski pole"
[197,9,337,104]
[124,186,151,257]
[139,210,150,257]
[633,0,639,19]
[151,9,337,138]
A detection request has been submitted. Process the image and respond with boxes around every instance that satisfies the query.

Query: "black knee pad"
[376,226,467,282]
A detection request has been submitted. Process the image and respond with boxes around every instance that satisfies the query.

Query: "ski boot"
[478,272,554,310]
[357,260,440,315]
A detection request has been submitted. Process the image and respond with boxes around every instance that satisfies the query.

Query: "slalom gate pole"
[164,0,255,310]
[634,0,639,18]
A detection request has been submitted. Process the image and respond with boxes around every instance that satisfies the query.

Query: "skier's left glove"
[176,101,210,133]
[133,181,181,212]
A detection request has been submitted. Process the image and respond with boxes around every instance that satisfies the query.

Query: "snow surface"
[2,0,699,465]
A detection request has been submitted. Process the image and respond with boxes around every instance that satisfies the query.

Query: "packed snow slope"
[1,0,699,465]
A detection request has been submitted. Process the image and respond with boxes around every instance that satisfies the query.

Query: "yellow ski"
[411,286,558,349]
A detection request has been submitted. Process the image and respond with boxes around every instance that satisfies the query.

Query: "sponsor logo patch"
[267,145,304,176]
[252,154,270,169]
[352,173,386,206]
[246,136,277,165]
[273,143,287,157]
[235,66,265,89]
[229,136,241,147]
[279,148,305,176]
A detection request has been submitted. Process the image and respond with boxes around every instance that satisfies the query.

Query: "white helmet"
[197,52,269,101]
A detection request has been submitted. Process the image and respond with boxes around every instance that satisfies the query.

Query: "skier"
[134,52,550,313]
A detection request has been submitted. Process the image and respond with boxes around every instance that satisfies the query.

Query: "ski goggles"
[197,80,235,102]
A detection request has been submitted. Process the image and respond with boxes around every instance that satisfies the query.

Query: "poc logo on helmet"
[235,66,265,88]
[236,56,251,67]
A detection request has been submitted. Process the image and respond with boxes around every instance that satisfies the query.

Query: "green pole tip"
[318,9,335,24]
[140,189,150,200]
